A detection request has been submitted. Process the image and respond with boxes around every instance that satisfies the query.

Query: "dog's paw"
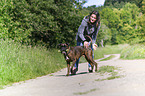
[71,71,76,75]
[88,69,93,73]
[71,68,77,75]
[66,74,70,76]
[88,67,93,73]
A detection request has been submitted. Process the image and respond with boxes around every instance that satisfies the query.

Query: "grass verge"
[0,39,66,88]
[120,44,145,59]
[73,88,98,95]
[100,55,116,61]
[95,66,123,81]
[94,44,129,60]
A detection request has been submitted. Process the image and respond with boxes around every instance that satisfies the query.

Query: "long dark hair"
[89,10,100,27]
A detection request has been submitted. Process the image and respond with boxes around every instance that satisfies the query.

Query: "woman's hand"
[84,41,89,48]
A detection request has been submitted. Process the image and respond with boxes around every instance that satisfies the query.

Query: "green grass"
[98,65,118,74]
[1,41,144,88]
[93,44,129,60]
[73,88,98,95]
[120,44,145,59]
[100,55,116,61]
[0,39,66,88]
[95,66,123,81]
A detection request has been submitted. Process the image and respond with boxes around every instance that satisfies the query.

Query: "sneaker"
[71,68,78,75]
[88,67,93,73]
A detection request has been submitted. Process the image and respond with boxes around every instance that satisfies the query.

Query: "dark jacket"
[76,16,100,44]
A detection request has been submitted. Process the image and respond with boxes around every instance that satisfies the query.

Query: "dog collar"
[66,56,69,60]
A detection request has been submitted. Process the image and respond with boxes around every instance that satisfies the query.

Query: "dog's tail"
[85,35,92,47]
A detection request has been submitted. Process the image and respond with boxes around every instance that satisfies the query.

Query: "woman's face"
[90,14,97,23]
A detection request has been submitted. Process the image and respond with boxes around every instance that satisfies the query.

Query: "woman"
[74,10,100,74]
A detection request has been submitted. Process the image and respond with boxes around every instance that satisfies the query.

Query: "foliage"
[0,0,145,47]
[98,3,142,44]
[104,0,143,8]
[100,8,120,44]
[0,0,13,39]
[101,8,120,28]
[11,0,83,47]
[0,0,84,48]
[142,0,145,13]
[97,21,111,45]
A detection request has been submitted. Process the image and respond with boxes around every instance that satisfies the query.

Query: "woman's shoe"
[71,68,78,75]
[88,67,93,73]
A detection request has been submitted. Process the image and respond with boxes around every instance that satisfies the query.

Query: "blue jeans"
[74,41,94,69]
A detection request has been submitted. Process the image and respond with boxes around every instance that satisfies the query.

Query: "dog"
[58,36,98,76]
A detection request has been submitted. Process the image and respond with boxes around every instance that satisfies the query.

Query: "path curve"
[0,54,145,96]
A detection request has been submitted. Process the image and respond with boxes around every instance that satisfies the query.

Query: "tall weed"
[0,39,66,87]
[120,44,145,59]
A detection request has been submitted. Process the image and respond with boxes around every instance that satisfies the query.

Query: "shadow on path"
[54,72,89,77]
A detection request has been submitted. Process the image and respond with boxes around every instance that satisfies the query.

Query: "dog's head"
[58,43,69,55]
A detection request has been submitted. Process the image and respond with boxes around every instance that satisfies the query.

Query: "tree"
[137,14,145,42]
[142,0,145,13]
[10,0,83,47]
[117,3,141,44]
[97,21,111,47]
[104,0,143,8]
[100,8,120,44]
[101,8,120,28]
[0,0,13,39]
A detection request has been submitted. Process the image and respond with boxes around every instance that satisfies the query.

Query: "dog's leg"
[89,62,94,72]
[91,60,98,72]
[85,50,99,72]
[70,60,77,75]
[85,55,94,72]
[66,62,70,76]
[86,55,98,72]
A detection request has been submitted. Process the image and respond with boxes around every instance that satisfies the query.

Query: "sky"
[83,0,105,7]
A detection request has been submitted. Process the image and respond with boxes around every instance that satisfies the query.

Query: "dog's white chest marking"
[66,56,69,60]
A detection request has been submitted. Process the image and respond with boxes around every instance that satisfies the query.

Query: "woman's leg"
[88,44,94,72]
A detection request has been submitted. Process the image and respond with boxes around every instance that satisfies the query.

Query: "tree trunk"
[101,39,104,47]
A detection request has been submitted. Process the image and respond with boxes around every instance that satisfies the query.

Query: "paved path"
[0,54,145,96]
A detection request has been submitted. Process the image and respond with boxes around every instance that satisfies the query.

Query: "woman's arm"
[78,17,88,42]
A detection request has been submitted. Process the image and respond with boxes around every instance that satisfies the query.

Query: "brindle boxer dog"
[58,36,98,76]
